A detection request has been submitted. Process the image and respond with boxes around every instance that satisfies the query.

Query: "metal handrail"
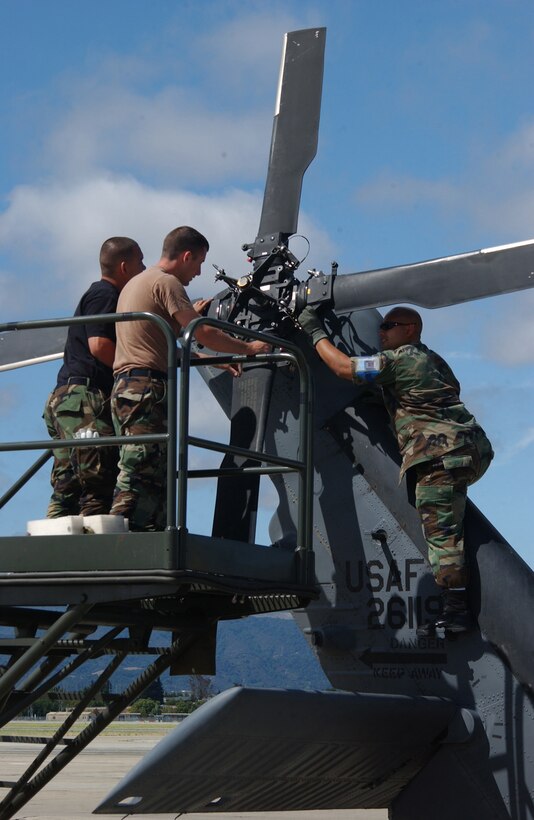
[179,317,314,561]
[0,313,178,531]
[0,312,315,579]
[0,451,52,511]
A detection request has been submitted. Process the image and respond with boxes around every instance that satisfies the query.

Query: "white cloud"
[0,385,19,417]
[482,290,534,364]
[194,9,315,93]
[28,11,315,189]
[45,85,271,186]
[0,5,336,323]
[354,172,460,212]
[352,117,534,364]
[491,122,534,174]
[443,20,493,63]
[416,302,477,352]
[496,426,534,464]
[353,118,534,242]
[441,350,484,361]
[0,175,335,316]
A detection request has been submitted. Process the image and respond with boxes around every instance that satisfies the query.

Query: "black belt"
[66,377,93,387]
[117,368,168,381]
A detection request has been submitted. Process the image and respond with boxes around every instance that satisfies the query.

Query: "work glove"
[298,306,328,346]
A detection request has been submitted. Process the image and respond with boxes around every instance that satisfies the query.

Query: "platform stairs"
[0,312,317,819]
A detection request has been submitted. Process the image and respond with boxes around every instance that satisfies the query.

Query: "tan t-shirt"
[113,266,192,374]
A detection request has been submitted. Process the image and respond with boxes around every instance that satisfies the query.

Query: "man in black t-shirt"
[43,237,145,517]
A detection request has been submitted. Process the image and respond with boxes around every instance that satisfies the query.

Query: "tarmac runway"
[0,734,389,820]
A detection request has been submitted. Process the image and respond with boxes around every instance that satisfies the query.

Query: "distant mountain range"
[211,614,331,692]
[4,614,331,697]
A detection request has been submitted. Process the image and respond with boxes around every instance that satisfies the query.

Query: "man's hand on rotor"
[246,340,272,355]
[193,298,212,316]
[297,306,328,346]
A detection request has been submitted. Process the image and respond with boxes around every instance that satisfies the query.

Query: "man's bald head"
[380,306,422,351]
[385,306,422,334]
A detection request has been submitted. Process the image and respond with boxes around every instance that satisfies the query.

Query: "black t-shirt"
[56,280,119,393]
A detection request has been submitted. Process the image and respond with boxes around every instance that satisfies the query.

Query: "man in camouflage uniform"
[43,237,145,517]
[110,225,271,532]
[298,304,493,634]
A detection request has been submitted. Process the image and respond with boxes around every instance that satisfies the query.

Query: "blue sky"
[1,0,534,568]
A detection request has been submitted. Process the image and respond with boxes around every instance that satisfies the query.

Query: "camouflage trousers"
[414,438,494,588]
[43,384,117,517]
[109,374,168,532]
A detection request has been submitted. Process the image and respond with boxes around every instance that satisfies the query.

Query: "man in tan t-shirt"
[110,225,270,531]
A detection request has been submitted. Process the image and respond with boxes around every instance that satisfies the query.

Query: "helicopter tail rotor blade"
[0,326,67,371]
[257,28,326,240]
[333,238,534,311]
[210,30,325,541]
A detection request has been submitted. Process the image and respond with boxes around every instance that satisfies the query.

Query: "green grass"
[2,720,177,738]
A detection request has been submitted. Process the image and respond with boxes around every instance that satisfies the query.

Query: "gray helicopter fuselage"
[204,298,534,818]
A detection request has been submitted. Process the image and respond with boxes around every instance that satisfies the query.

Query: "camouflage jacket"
[351,342,492,478]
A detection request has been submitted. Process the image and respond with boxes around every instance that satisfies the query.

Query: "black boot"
[435,588,474,633]
[416,588,474,637]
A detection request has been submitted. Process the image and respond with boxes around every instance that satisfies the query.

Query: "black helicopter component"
[209,28,327,543]
[208,26,327,341]
[212,250,337,342]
